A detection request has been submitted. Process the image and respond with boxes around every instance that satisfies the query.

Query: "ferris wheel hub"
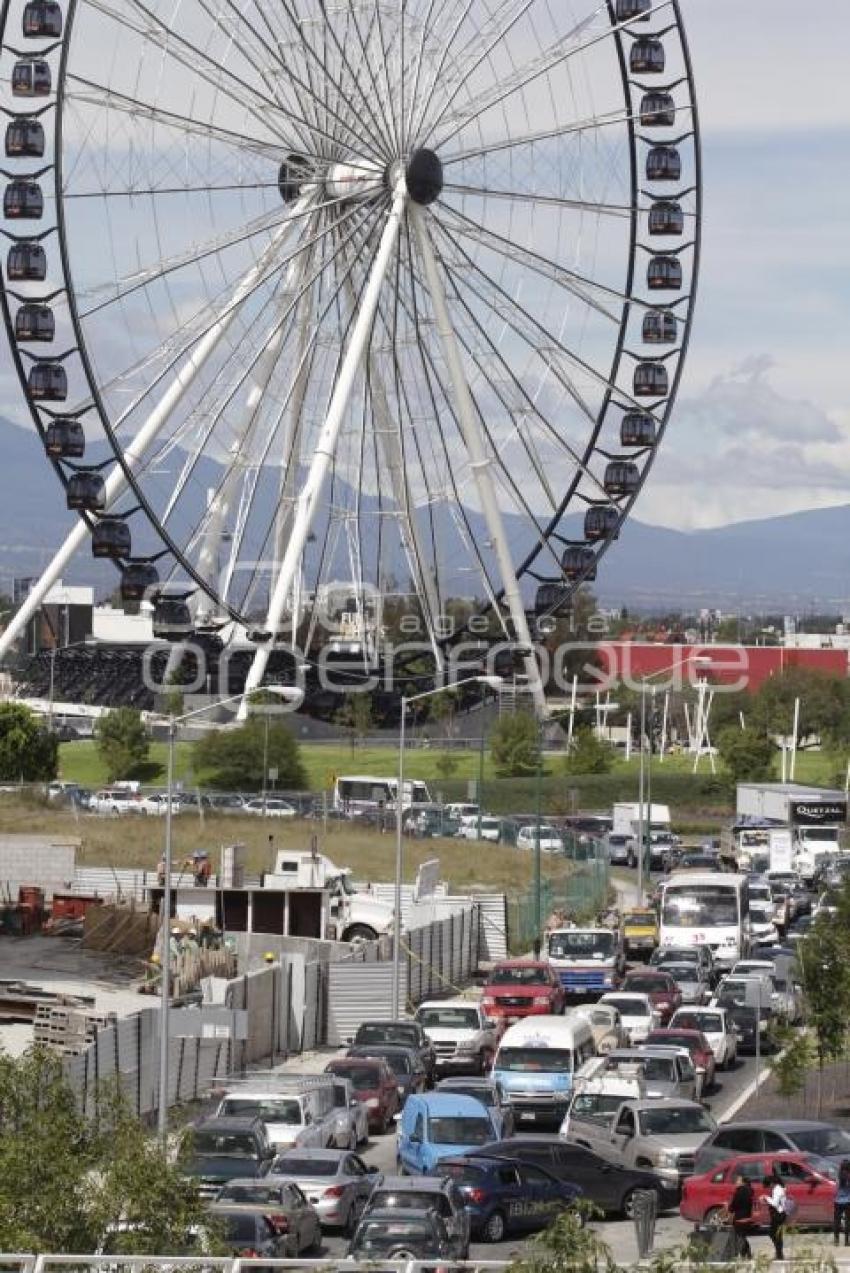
[405,148,443,205]
[324,158,384,202]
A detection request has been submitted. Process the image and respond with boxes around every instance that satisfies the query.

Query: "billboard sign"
[791,801,847,825]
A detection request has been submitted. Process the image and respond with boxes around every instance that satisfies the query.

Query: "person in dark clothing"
[727,1173,755,1257]
[763,1172,787,1260]
[834,1159,850,1245]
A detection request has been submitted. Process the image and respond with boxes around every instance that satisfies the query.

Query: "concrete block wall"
[0,835,78,899]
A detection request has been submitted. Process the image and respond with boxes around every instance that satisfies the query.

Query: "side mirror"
[367,1164,380,1174]
[484,1019,497,1030]
[410,1131,422,1144]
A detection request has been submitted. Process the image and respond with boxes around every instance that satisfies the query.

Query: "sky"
[639,0,850,530]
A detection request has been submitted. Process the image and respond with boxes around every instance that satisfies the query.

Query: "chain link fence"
[506,839,610,954]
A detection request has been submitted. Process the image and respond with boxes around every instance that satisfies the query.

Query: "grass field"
[54,737,846,822]
[0,794,575,896]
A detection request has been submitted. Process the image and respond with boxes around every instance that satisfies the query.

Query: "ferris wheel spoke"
[435,203,623,325]
[442,182,632,221]
[432,212,668,429]
[335,0,400,155]
[65,76,285,161]
[426,2,675,149]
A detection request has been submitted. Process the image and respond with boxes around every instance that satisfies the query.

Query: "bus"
[658,872,749,969]
[333,775,432,815]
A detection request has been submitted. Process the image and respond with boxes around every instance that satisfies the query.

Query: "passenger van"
[397,1092,496,1175]
[493,1015,595,1129]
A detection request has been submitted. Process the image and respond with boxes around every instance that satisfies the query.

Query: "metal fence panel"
[326,963,409,1045]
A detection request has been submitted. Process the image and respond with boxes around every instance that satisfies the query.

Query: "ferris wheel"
[0,0,701,713]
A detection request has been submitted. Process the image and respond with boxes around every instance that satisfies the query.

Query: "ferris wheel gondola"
[0,0,701,714]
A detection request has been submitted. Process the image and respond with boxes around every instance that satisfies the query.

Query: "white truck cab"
[263,851,394,942]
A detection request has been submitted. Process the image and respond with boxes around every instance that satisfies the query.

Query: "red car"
[622,970,682,1025]
[646,1027,716,1094]
[324,1056,399,1134]
[481,960,566,1022]
[681,1153,836,1227]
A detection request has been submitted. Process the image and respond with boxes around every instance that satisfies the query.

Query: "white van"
[456,815,502,842]
[215,1075,337,1151]
[492,1014,595,1129]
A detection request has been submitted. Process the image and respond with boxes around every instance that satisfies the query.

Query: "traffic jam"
[181,848,850,1263]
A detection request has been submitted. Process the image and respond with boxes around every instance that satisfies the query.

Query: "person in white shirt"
[763,1172,787,1260]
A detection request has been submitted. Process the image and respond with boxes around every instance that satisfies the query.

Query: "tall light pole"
[636,653,710,904]
[392,675,504,1017]
[157,683,303,1141]
[47,636,95,732]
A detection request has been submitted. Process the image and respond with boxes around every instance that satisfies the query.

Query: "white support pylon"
[0,221,293,661]
[240,178,409,713]
[410,205,546,717]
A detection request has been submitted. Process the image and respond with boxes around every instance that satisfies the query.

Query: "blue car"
[397,1093,496,1175]
[440,1154,582,1243]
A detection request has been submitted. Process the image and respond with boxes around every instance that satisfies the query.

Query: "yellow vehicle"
[621,908,658,961]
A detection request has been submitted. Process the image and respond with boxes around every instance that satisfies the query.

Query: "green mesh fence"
[506,839,610,954]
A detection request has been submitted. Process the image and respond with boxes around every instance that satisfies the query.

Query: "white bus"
[333,774,432,814]
[659,872,750,969]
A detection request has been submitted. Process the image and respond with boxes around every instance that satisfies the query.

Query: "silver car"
[268,1148,379,1234]
[660,959,711,1005]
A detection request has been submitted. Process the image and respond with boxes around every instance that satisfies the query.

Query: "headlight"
[482,997,496,1007]
[366,1098,379,1108]
[457,1040,478,1052]
[533,996,551,1006]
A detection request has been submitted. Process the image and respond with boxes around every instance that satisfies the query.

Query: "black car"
[477,1136,661,1217]
[184,1117,275,1197]
[346,1043,427,1105]
[349,1206,459,1260]
[351,1019,437,1083]
[719,1003,771,1053]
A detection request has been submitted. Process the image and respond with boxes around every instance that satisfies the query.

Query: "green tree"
[0,701,57,781]
[0,1047,209,1253]
[194,716,306,790]
[490,711,542,778]
[335,693,374,754]
[797,914,850,1115]
[750,667,850,748]
[94,707,150,782]
[563,727,614,776]
[716,725,775,782]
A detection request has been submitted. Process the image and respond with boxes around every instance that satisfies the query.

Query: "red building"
[595,642,848,695]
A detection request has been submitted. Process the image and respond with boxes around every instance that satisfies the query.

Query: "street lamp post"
[157,683,303,1142]
[636,653,710,904]
[392,675,504,1017]
[47,636,95,732]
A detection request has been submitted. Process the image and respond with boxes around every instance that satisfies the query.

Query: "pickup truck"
[622,909,658,961]
[414,999,500,1075]
[562,1097,716,1200]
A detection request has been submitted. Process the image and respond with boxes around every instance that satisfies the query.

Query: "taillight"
[323,1185,345,1198]
[269,1212,290,1233]
[239,1250,259,1258]
[467,1187,487,1203]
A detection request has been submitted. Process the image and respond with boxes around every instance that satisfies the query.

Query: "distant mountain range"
[3,417,849,610]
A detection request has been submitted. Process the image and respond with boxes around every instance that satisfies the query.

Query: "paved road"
[308,1037,770,1265]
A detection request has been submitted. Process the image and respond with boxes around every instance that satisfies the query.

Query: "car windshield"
[193,1133,258,1157]
[625,976,669,993]
[665,965,699,981]
[371,1191,442,1211]
[273,1157,337,1176]
[674,1012,721,1032]
[603,998,648,1017]
[329,1064,380,1087]
[662,886,738,927]
[417,1007,480,1030]
[627,912,656,925]
[357,1024,418,1047]
[638,1106,714,1135]
[570,1093,626,1123]
[650,1033,695,1051]
[353,1219,434,1250]
[219,1098,301,1124]
[220,1215,261,1243]
[657,950,699,966]
[490,967,547,985]
[429,1116,493,1145]
[378,1052,411,1075]
[792,1128,850,1156]
[443,1085,494,1106]
[548,931,614,958]
[496,1047,572,1073]
[219,1185,282,1206]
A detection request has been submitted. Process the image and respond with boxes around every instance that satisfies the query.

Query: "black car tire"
[345,1200,364,1238]
[483,1210,506,1243]
[388,1250,417,1261]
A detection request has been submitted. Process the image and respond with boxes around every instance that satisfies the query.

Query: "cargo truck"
[612,803,675,870]
[735,783,846,882]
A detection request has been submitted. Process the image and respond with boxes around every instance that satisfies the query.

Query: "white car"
[91,788,144,815]
[138,792,184,816]
[516,824,565,853]
[456,815,502,842]
[597,992,659,1044]
[243,798,297,818]
[669,1005,738,1070]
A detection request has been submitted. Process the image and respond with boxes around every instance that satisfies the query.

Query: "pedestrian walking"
[725,1172,755,1258]
[763,1172,787,1260]
[834,1159,850,1246]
